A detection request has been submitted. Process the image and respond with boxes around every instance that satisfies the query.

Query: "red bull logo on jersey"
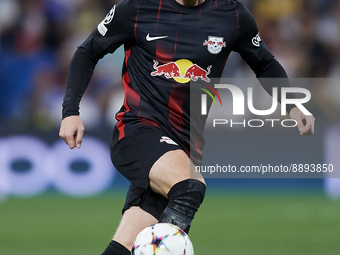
[151,59,212,83]
[151,61,181,79]
[203,36,226,54]
[183,64,212,82]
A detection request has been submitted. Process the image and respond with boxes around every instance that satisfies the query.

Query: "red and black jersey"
[63,0,289,164]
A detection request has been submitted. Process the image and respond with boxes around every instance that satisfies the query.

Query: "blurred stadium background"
[1,0,340,254]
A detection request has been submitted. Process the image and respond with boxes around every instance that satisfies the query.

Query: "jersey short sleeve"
[232,2,269,64]
[93,0,137,53]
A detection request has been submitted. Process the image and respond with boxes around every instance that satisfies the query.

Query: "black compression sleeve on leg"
[158,179,206,233]
[101,240,130,255]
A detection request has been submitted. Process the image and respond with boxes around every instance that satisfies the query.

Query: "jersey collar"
[167,0,211,12]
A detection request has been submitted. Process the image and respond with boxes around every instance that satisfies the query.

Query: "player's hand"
[59,116,85,149]
[289,107,315,136]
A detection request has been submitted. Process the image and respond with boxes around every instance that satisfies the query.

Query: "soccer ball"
[132,223,194,255]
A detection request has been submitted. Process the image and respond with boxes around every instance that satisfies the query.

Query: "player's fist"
[59,116,85,149]
[289,107,315,136]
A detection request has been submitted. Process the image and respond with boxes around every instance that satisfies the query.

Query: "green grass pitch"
[1,190,340,255]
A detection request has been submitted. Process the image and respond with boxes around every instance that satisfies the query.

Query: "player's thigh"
[111,126,181,190]
[113,206,158,251]
[149,149,205,197]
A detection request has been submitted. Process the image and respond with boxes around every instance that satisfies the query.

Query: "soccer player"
[59,0,315,254]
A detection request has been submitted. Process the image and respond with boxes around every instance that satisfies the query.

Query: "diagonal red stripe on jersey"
[117,71,141,140]
[155,45,173,63]
[156,0,162,31]
[174,12,181,55]
[168,84,185,132]
[199,10,201,28]
[134,6,139,42]
[117,72,130,140]
[141,118,159,127]
[125,45,131,67]
[234,5,239,30]
[116,115,125,140]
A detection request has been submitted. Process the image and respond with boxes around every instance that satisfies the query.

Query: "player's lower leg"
[148,150,206,233]
[101,206,158,254]
[158,179,206,233]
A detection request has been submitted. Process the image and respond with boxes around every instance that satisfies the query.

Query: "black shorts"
[122,183,169,220]
[110,125,182,219]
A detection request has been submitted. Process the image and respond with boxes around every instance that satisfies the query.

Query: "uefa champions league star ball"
[132,223,194,255]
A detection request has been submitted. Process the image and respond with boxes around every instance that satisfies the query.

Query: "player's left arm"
[232,2,314,136]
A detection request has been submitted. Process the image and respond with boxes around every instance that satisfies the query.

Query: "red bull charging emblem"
[151,59,212,83]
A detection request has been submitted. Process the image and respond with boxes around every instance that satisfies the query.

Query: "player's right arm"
[59,0,136,148]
